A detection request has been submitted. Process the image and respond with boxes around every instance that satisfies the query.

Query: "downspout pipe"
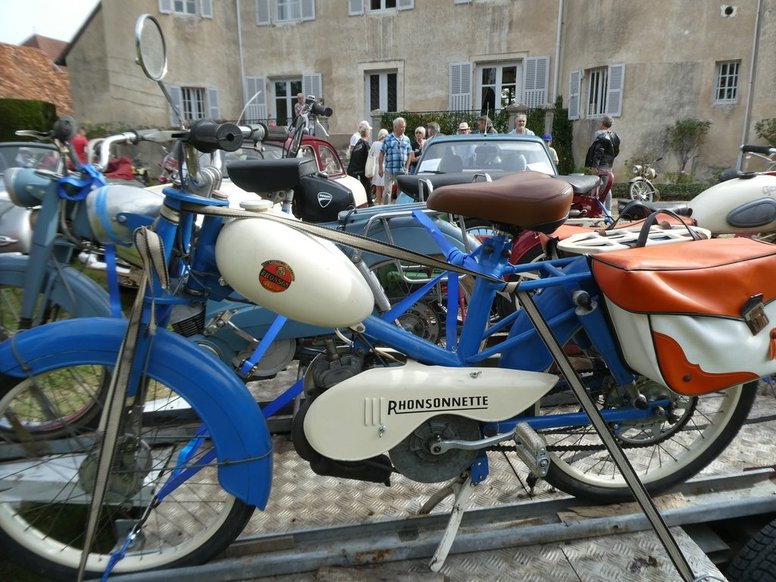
[552,0,563,105]
[237,0,246,106]
[738,0,763,167]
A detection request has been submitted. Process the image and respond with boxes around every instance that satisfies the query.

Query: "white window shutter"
[397,0,414,9]
[257,0,271,25]
[568,70,581,120]
[208,88,220,118]
[454,0,472,4]
[244,77,267,121]
[606,63,624,117]
[448,62,472,111]
[349,0,364,16]
[159,0,173,14]
[524,56,549,109]
[168,85,183,126]
[301,0,315,20]
[303,74,323,100]
[200,0,213,18]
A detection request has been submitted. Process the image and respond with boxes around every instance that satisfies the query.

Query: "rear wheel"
[537,378,756,502]
[0,364,254,581]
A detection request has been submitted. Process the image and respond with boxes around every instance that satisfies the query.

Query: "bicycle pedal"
[514,422,549,478]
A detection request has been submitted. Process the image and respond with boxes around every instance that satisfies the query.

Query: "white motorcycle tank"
[303,360,558,461]
[215,210,374,328]
[688,174,776,234]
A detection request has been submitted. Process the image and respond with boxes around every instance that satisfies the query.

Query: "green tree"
[664,118,711,175]
[754,118,776,146]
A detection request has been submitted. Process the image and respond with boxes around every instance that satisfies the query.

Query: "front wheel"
[538,379,757,502]
[629,179,656,202]
[0,364,254,581]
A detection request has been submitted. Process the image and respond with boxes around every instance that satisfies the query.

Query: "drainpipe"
[738,0,763,167]
[552,0,563,105]
[237,0,246,105]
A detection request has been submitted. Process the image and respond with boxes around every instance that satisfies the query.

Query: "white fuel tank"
[688,174,776,234]
[215,214,374,328]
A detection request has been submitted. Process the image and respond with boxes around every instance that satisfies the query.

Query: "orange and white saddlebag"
[591,237,776,395]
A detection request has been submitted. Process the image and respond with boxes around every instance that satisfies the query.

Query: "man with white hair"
[348,120,372,159]
[378,117,412,204]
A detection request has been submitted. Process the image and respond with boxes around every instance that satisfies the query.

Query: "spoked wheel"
[629,179,656,203]
[0,365,254,581]
[536,377,757,502]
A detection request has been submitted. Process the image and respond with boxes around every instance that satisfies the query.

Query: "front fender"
[0,254,112,317]
[0,318,273,509]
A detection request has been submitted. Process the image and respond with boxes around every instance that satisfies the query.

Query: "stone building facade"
[63,0,776,177]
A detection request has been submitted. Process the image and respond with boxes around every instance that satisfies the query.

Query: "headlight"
[632,165,642,175]
[646,168,656,179]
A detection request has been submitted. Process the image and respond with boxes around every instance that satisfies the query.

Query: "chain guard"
[389,414,481,483]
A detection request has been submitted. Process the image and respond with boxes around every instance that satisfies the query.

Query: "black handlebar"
[741,144,775,155]
[187,119,243,153]
[239,122,289,143]
[308,102,333,117]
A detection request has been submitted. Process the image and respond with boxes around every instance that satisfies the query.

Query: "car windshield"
[0,143,62,178]
[418,138,555,176]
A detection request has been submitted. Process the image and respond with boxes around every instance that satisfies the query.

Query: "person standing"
[584,115,621,211]
[369,129,389,205]
[293,93,305,122]
[347,124,372,204]
[378,117,412,205]
[508,113,535,135]
[408,126,426,174]
[476,115,497,134]
[426,121,442,141]
[348,120,372,159]
[542,133,559,165]
[71,127,89,164]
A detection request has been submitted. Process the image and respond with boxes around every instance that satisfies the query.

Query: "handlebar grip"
[309,102,333,117]
[741,144,775,155]
[132,128,162,140]
[264,124,290,142]
[53,116,77,142]
[187,120,243,153]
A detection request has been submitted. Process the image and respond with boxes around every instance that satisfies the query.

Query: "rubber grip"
[188,120,244,153]
[741,144,774,155]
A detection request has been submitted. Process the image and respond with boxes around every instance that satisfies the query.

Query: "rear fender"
[0,254,112,317]
[0,318,273,509]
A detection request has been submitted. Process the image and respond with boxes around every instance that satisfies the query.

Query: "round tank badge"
[259,260,295,292]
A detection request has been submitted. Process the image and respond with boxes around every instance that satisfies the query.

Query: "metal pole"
[516,289,697,582]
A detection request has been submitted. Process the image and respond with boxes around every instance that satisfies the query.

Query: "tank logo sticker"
[259,260,295,292]
[317,192,332,208]
[386,395,489,415]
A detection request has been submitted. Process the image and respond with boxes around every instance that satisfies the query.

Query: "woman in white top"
[369,129,389,204]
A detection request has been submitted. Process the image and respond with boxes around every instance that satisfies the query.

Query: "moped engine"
[389,414,480,483]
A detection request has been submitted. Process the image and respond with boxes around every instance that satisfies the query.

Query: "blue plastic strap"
[239,314,288,377]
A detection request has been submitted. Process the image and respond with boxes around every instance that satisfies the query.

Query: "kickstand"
[424,472,475,573]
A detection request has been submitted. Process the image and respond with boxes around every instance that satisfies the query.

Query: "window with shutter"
[524,56,549,109]
[244,77,267,123]
[159,0,173,14]
[568,70,581,120]
[200,0,213,18]
[208,89,220,119]
[605,64,624,116]
[349,0,364,15]
[257,0,271,24]
[303,74,323,100]
[168,85,183,127]
[449,63,472,111]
